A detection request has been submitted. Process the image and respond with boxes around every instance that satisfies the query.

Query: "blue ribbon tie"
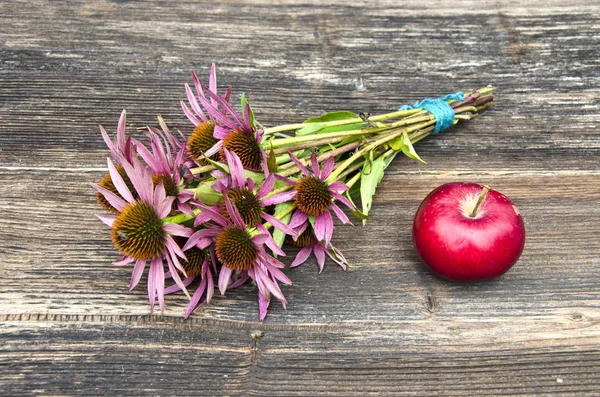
[399,92,464,134]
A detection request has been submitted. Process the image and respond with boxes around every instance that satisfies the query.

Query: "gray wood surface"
[1,1,599,395]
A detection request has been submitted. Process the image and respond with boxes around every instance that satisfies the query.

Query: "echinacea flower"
[182,66,268,171]
[266,153,354,245]
[189,196,292,321]
[134,118,195,214]
[203,149,297,253]
[164,244,216,319]
[286,225,349,273]
[93,156,193,313]
[95,110,138,212]
[181,64,232,165]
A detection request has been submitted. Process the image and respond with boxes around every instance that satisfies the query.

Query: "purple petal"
[185,83,208,122]
[310,154,320,179]
[224,149,245,188]
[95,214,116,227]
[332,192,355,210]
[213,125,230,140]
[288,152,309,176]
[330,202,350,224]
[328,181,349,192]
[133,139,161,174]
[209,63,217,105]
[260,190,297,206]
[165,275,194,295]
[252,233,270,245]
[321,156,335,180]
[92,183,127,212]
[183,228,219,251]
[218,266,233,295]
[129,260,146,291]
[154,258,165,313]
[288,209,308,229]
[164,223,193,237]
[290,246,313,268]
[148,258,158,314]
[256,173,275,199]
[274,174,297,186]
[184,276,207,319]
[259,294,271,322]
[196,203,230,227]
[205,263,214,303]
[261,213,297,237]
[224,195,245,229]
[181,100,201,126]
[257,224,285,257]
[204,141,223,158]
[313,243,326,273]
[107,158,134,203]
[254,265,286,305]
[157,195,176,219]
[113,256,134,266]
[314,212,327,242]
[166,255,191,299]
[166,235,187,261]
[321,210,334,245]
[228,273,250,289]
[117,109,127,150]
[204,89,244,126]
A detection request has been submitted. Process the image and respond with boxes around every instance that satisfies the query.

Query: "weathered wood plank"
[1,0,600,395]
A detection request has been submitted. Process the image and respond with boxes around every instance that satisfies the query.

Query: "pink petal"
[257,224,285,257]
[288,152,309,176]
[313,243,326,273]
[184,276,207,319]
[163,223,193,237]
[180,100,201,126]
[224,149,245,188]
[148,259,157,314]
[166,255,191,299]
[204,141,223,158]
[213,125,230,140]
[260,190,297,206]
[288,209,308,229]
[314,212,328,242]
[224,195,245,229]
[321,156,335,180]
[256,173,275,199]
[92,183,127,212]
[252,233,270,245]
[330,202,351,224]
[218,266,233,295]
[332,192,355,210]
[328,181,349,192]
[185,83,207,122]
[209,63,217,105]
[129,260,146,291]
[107,158,134,203]
[261,213,297,237]
[310,154,320,179]
[291,246,313,268]
[259,293,270,322]
[166,235,187,261]
[165,275,195,295]
[95,214,116,227]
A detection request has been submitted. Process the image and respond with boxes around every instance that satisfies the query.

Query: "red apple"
[412,182,525,281]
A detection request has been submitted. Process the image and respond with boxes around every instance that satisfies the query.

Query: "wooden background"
[1,0,599,395]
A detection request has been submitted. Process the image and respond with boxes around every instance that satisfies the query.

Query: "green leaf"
[203,156,229,174]
[240,93,256,129]
[304,111,359,124]
[296,122,326,136]
[267,138,278,173]
[308,215,316,230]
[389,131,426,164]
[296,111,362,136]
[192,181,222,206]
[360,155,386,225]
[271,202,294,249]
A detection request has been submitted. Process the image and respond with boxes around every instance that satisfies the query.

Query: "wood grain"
[1,0,599,395]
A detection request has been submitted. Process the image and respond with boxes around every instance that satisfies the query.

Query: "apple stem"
[470,185,490,218]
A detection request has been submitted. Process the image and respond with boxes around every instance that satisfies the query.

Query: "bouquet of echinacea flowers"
[93,65,494,320]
